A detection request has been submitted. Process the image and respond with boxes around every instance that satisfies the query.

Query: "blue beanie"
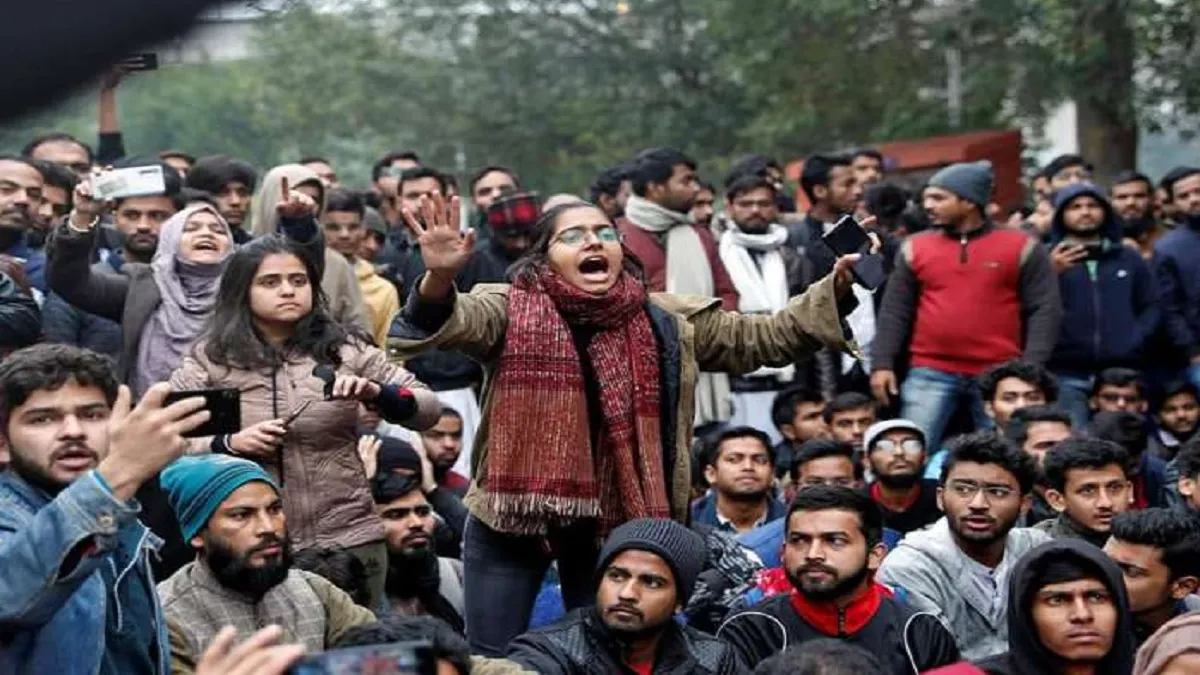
[161,455,279,541]
[928,161,994,208]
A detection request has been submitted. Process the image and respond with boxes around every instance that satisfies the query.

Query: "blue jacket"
[42,253,126,359]
[0,471,169,675]
[1155,220,1200,359]
[3,235,47,293]
[690,492,786,534]
[1048,183,1160,376]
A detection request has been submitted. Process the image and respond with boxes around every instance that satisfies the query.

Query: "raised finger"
[162,395,209,421]
[419,195,437,233]
[261,422,288,437]
[858,215,878,229]
[110,385,133,423]
[140,382,174,410]
[431,192,447,229]
[225,625,285,665]
[351,377,368,398]
[400,206,425,239]
[200,626,238,666]
[448,195,462,233]
[171,409,212,436]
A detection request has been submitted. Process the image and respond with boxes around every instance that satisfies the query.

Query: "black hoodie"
[975,539,1135,675]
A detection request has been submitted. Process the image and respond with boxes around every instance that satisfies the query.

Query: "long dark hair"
[507,200,645,286]
[203,235,365,370]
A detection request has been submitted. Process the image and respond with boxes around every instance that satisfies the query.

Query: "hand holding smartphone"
[821,215,886,290]
[163,388,241,438]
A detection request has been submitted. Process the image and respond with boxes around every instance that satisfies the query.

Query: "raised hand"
[328,374,382,402]
[195,626,305,675]
[275,176,318,220]
[70,170,110,229]
[403,194,474,299]
[357,434,381,479]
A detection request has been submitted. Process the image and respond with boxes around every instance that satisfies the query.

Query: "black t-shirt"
[861,479,942,534]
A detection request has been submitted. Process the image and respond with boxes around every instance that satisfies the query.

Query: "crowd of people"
[2,84,1200,675]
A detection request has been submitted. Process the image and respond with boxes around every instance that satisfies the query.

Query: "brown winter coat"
[390,272,855,531]
[169,342,441,551]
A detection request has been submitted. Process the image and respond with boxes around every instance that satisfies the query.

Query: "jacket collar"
[581,606,694,672]
[788,582,890,637]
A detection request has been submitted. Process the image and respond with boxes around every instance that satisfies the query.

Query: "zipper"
[959,234,968,263]
[838,606,847,637]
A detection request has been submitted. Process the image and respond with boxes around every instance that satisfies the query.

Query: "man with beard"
[372,473,465,630]
[1104,508,1200,646]
[691,426,785,535]
[872,162,1061,453]
[1154,167,1200,390]
[589,164,632,220]
[184,155,257,244]
[419,407,469,496]
[861,419,941,534]
[1035,438,1132,546]
[0,344,213,674]
[878,431,1051,661]
[28,158,75,244]
[509,518,740,674]
[159,455,375,673]
[720,486,960,673]
[42,159,184,359]
[1111,171,1163,261]
[1151,381,1200,461]
[690,180,716,232]
[1047,184,1158,427]
[719,175,817,437]
[0,155,48,293]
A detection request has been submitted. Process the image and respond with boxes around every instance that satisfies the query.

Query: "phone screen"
[287,642,434,675]
[163,389,241,438]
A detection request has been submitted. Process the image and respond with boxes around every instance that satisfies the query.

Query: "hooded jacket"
[1047,183,1159,376]
[249,164,370,333]
[876,517,1051,661]
[974,539,1135,675]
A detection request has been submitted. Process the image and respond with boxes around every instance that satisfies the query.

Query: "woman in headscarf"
[248,163,370,332]
[390,194,865,655]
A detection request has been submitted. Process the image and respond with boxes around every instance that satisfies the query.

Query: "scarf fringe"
[475,491,602,536]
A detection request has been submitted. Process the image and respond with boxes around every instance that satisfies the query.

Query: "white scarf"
[719,224,794,382]
[626,194,732,424]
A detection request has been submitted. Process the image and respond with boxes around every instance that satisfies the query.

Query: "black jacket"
[0,272,40,350]
[718,592,960,674]
[507,607,743,675]
[974,539,1135,675]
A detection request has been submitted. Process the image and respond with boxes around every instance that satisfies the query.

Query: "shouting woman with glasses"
[390,194,867,655]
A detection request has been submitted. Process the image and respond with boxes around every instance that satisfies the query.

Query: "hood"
[248,164,327,238]
[1050,182,1121,245]
[1004,539,1135,675]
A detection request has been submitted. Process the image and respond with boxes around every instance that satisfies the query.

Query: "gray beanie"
[928,161,994,208]
[595,518,708,602]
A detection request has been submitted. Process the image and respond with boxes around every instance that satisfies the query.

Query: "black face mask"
[204,533,292,599]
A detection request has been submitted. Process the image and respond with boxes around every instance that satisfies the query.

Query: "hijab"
[134,204,232,396]
[247,164,326,239]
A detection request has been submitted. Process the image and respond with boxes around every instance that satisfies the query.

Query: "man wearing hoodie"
[974,540,1135,675]
[1046,183,1159,427]
[1154,167,1200,390]
[720,486,961,673]
[1035,438,1133,547]
[872,161,1061,452]
[877,431,1051,661]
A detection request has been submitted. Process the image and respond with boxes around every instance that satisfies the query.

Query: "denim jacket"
[0,470,170,674]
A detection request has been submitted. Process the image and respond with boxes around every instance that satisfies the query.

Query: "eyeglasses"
[553,225,620,247]
[948,480,1016,501]
[871,439,924,454]
[381,505,432,520]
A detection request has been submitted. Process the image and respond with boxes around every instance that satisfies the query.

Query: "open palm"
[402,194,475,278]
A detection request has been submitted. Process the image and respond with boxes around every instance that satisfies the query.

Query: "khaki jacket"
[390,273,854,529]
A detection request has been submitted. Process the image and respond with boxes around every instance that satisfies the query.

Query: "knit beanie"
[376,436,422,475]
[928,161,994,208]
[161,455,279,541]
[595,518,708,603]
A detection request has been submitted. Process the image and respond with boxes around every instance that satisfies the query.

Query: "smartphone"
[287,642,434,675]
[1081,242,1105,262]
[93,165,166,201]
[120,53,159,71]
[163,388,241,438]
[821,215,887,290]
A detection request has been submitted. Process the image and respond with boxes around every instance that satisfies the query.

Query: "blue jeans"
[900,366,991,451]
[1054,373,1093,429]
[462,515,599,656]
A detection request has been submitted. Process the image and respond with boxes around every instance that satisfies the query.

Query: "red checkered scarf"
[482,267,670,536]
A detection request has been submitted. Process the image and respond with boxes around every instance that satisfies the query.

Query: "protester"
[160,150,196,180]
[1132,611,1200,675]
[861,419,941,534]
[365,434,467,559]
[690,179,716,230]
[507,518,742,674]
[878,432,1051,661]
[1103,509,1200,645]
[1154,166,1200,390]
[0,345,211,674]
[1047,184,1159,426]
[823,392,876,451]
[43,158,185,360]
[850,148,885,188]
[975,539,1134,675]
[724,154,795,214]
[752,640,883,675]
[1111,171,1163,261]
[28,157,75,239]
[479,190,540,279]
[248,163,370,330]
[468,165,520,232]
[158,455,375,674]
[720,486,961,673]
[1089,411,1169,509]
[978,360,1059,435]
[1006,405,1075,527]
[299,155,338,187]
[1036,438,1132,546]
[22,132,93,178]
[692,426,785,534]
[169,235,440,608]
[391,195,861,655]
[0,155,48,292]
[1042,154,1094,194]
[872,161,1062,451]
[184,155,258,244]
[719,174,818,437]
[589,164,632,220]
[1150,381,1200,460]
[419,406,470,493]
[769,385,829,479]
[322,187,398,346]
[372,473,465,629]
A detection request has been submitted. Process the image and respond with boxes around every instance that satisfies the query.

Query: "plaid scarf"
[483,267,669,536]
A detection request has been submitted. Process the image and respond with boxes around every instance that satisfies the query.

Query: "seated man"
[824,392,877,451]
[1006,405,1074,526]
[0,345,210,674]
[159,455,375,674]
[1150,381,1199,461]
[372,473,465,630]
[975,540,1135,675]
[720,486,960,672]
[508,519,740,674]
[691,426,785,535]
[1090,411,1169,509]
[1103,508,1200,645]
[769,386,829,479]
[419,406,470,495]
[1174,439,1200,511]
[860,419,941,533]
[1036,438,1132,547]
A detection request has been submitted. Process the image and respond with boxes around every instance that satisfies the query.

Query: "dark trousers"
[463,515,599,656]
